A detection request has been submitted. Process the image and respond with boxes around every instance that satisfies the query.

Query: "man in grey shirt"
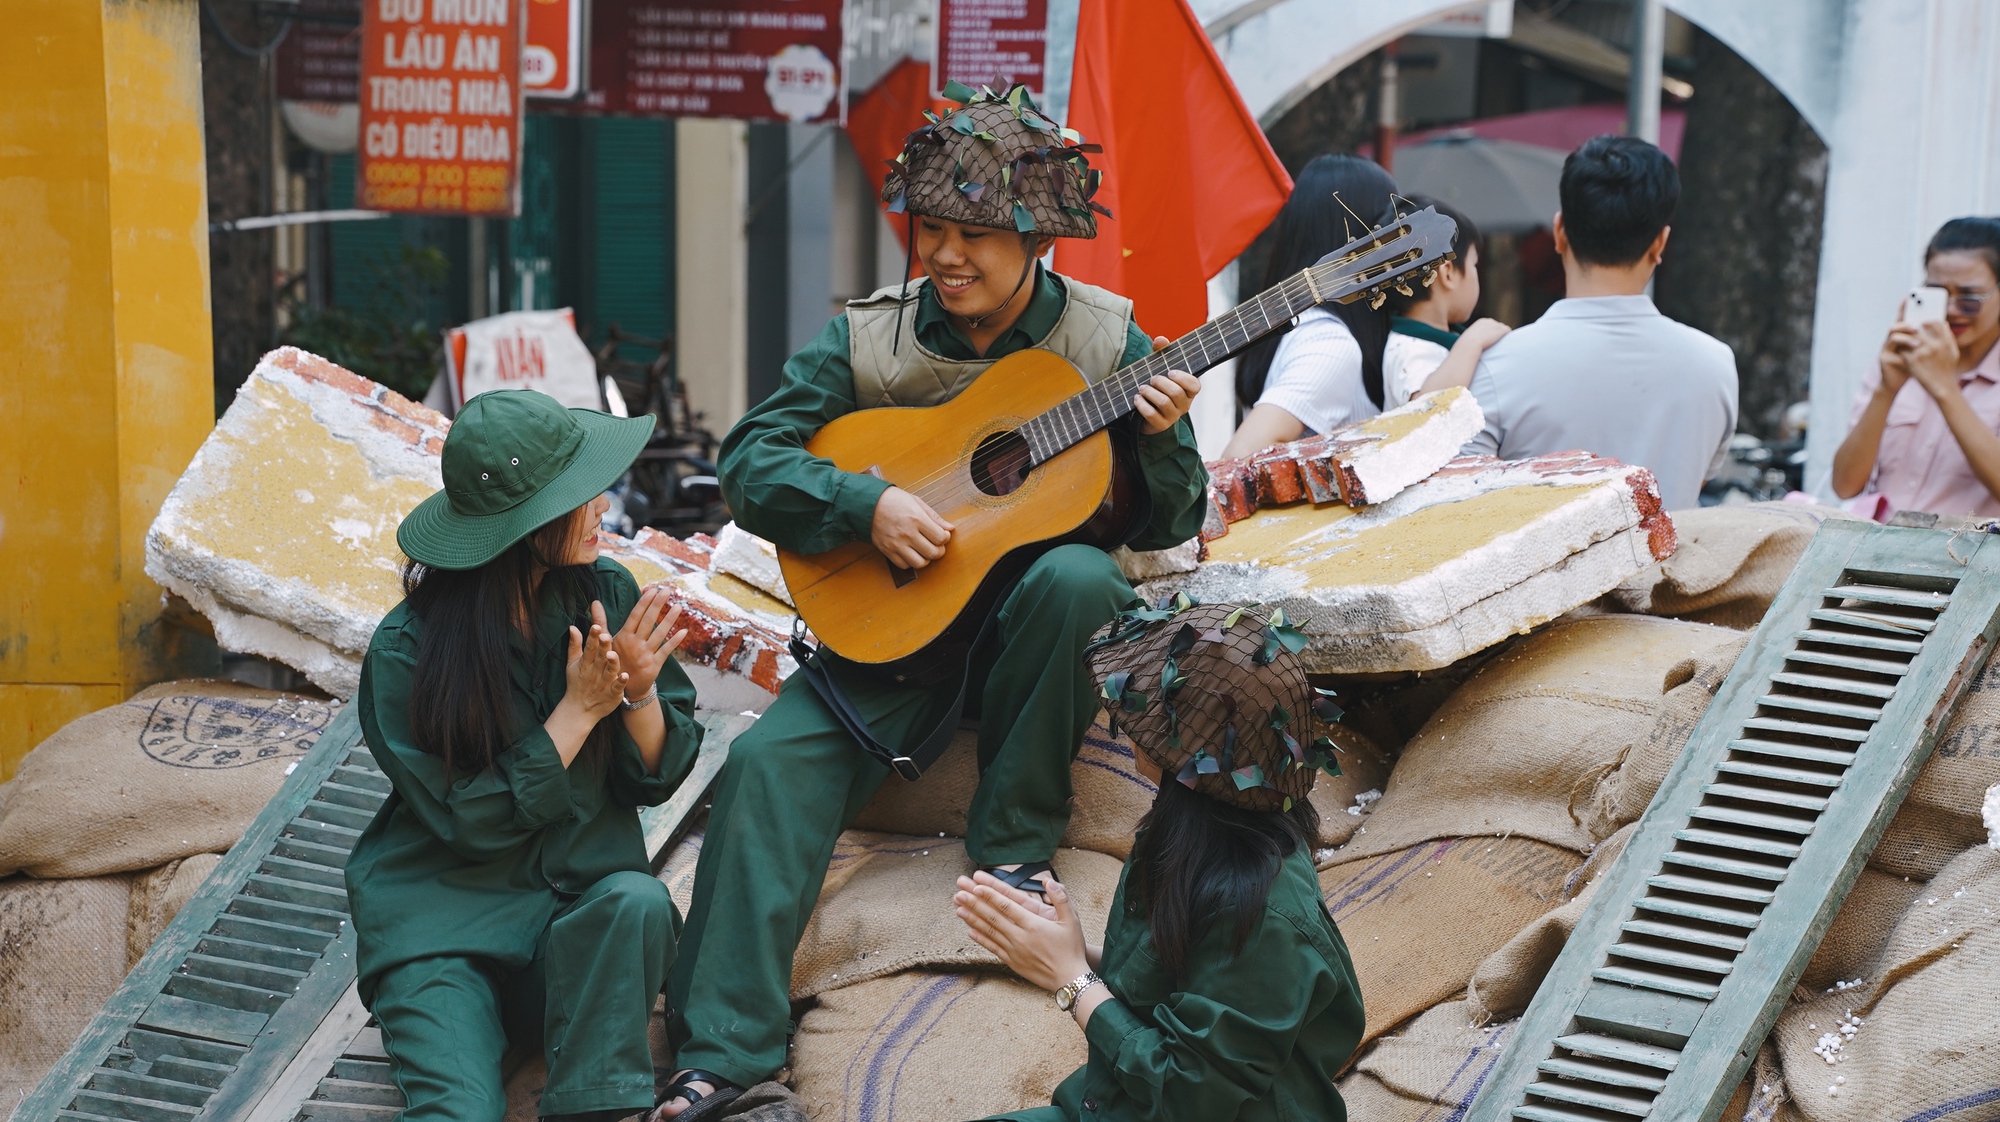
[1464,136,1737,510]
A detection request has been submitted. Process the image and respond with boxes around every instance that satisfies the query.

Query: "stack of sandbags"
[0,680,335,1108]
[765,711,1384,1119]
[1315,614,1743,1042]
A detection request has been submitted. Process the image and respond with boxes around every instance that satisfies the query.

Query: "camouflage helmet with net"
[881,82,1108,240]
[1084,596,1344,812]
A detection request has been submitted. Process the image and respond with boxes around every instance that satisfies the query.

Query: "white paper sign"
[447,309,602,411]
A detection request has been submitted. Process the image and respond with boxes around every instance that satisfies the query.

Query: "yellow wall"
[0,0,216,779]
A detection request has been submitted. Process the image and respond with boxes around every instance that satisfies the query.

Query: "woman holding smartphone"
[1832,216,2000,518]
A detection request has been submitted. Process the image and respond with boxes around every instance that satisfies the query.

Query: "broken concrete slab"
[1143,452,1676,673]
[710,521,792,606]
[147,348,792,701]
[1203,386,1484,539]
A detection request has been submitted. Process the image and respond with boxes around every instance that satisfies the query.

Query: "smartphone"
[1905,286,1949,325]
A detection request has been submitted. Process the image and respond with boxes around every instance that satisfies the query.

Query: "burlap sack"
[790,833,1122,1000]
[1336,616,1740,860]
[0,874,134,1112]
[791,970,1086,1122]
[1870,656,2000,880]
[1796,868,1926,995]
[1335,1002,1516,1121]
[1767,844,2000,1122]
[853,714,1387,860]
[1319,836,1581,1043]
[1582,635,1750,841]
[0,682,336,878]
[656,824,704,915]
[1465,824,1635,1025]
[1611,501,1851,630]
[125,852,223,970]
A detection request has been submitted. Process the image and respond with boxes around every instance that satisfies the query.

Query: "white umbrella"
[1392,133,1567,234]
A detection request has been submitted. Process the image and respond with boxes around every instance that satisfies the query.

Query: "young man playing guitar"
[656,87,1209,1119]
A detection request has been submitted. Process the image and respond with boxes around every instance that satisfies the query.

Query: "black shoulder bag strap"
[786,604,1004,782]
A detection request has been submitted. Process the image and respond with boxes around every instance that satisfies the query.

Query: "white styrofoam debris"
[1984,781,1999,849]
[711,521,793,606]
[1112,539,1202,582]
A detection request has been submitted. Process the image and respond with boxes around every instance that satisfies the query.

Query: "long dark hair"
[1125,779,1319,981]
[400,510,607,775]
[1236,155,1398,410]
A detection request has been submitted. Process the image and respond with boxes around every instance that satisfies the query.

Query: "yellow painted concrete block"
[0,684,125,783]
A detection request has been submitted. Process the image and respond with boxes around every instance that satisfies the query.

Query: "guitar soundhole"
[970,430,1034,497]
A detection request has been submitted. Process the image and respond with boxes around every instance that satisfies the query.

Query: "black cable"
[201,0,293,58]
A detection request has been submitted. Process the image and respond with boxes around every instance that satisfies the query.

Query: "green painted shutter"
[1466,520,2000,1122]
[587,117,674,356]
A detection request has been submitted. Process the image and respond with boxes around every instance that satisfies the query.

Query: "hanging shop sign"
[934,0,1048,96]
[357,0,525,216]
[446,309,605,410]
[572,0,844,123]
[524,0,585,98]
[277,0,364,102]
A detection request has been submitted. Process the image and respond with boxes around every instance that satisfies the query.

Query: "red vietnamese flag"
[1056,0,1292,339]
[844,59,948,259]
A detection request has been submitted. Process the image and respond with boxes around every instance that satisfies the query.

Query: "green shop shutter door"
[587,117,674,355]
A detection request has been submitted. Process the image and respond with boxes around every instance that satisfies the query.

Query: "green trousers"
[371,871,676,1120]
[666,545,1133,1085]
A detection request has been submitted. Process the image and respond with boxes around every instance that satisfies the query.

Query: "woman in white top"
[1222,156,1398,459]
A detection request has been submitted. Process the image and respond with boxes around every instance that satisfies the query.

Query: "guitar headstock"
[1305,207,1460,310]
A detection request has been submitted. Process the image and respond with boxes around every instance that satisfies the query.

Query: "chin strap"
[892,211,917,355]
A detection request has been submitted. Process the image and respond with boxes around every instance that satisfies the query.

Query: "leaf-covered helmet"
[881,82,1108,239]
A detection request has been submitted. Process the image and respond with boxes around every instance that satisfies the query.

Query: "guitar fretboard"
[1019,267,1332,465]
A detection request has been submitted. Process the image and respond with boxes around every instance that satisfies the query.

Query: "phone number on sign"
[362,161,509,210]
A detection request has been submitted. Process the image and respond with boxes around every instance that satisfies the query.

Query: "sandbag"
[1611,501,1851,630]
[791,970,1084,1122]
[1581,635,1749,841]
[1871,657,2000,880]
[1796,868,1926,995]
[1767,844,2000,1122]
[0,682,336,878]
[1336,1001,1515,1121]
[126,852,224,970]
[852,714,1388,860]
[656,824,704,915]
[790,833,1122,1000]
[1319,836,1581,1043]
[1465,824,1635,1025]
[0,874,134,1109]
[1338,615,1740,859]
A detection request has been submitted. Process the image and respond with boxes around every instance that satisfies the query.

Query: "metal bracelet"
[619,688,659,712]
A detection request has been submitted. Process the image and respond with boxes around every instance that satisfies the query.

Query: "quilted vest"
[845,274,1134,409]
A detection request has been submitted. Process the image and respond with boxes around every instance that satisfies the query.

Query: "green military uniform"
[665,266,1211,1086]
[347,558,706,1120]
[993,846,1364,1122]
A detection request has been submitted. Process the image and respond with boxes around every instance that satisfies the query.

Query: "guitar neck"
[1019,269,1326,465]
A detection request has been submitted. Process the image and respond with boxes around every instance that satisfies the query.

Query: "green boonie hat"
[396,389,653,570]
[881,82,1108,239]
[1085,598,1345,812]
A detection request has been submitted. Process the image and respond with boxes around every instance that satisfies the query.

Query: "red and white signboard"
[357,0,525,216]
[446,309,605,410]
[523,0,584,98]
[935,0,1048,96]
[570,0,844,123]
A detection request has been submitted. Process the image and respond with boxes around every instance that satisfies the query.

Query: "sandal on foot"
[980,860,1054,896]
[657,1069,743,1122]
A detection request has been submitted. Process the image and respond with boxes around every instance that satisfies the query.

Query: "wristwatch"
[1055,970,1103,1012]
[619,687,659,711]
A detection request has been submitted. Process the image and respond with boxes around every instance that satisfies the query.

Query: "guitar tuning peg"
[1421,268,1437,288]
[1369,290,1388,310]
[1395,282,1414,297]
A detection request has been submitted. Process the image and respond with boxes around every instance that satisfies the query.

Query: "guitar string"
[882,233,1430,512]
[888,267,1327,512]
[889,272,1316,513]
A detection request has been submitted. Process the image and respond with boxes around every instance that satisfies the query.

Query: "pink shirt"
[1847,339,2000,519]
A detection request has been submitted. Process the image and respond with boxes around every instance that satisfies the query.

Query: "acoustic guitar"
[779,207,1459,675]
